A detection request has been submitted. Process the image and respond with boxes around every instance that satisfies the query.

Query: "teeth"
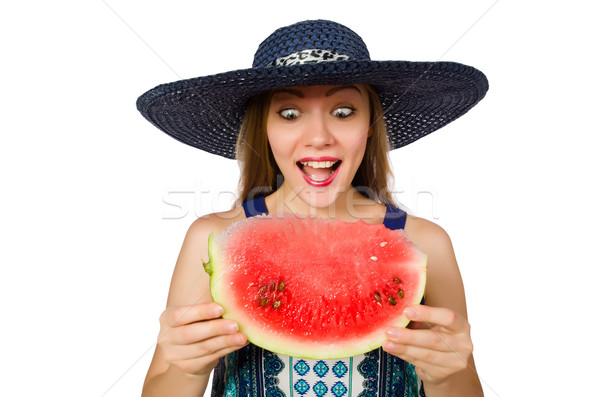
[300,160,337,168]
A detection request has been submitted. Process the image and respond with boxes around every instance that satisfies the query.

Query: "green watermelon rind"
[206,217,427,360]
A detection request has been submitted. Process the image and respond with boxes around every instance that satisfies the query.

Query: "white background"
[1,1,598,396]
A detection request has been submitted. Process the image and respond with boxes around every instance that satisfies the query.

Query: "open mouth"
[296,160,342,185]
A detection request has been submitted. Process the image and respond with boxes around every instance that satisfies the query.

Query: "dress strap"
[243,198,406,228]
[242,196,268,217]
[383,205,407,230]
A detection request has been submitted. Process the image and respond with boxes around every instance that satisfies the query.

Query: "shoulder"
[190,206,246,231]
[166,206,246,306]
[185,206,246,255]
[404,215,455,259]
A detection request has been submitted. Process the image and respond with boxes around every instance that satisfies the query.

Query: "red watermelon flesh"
[204,213,426,359]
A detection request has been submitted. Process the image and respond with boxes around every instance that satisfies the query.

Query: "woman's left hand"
[382,304,474,386]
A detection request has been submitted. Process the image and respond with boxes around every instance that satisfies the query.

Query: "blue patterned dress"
[210,197,425,397]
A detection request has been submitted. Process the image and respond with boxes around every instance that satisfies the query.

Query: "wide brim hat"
[137,19,488,159]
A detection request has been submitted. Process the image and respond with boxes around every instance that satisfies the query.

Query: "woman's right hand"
[157,302,248,376]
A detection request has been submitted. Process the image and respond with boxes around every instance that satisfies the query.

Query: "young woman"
[137,20,488,397]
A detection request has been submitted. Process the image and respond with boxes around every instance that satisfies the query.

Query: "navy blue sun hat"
[137,19,488,159]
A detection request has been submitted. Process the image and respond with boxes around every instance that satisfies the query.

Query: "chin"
[296,185,347,211]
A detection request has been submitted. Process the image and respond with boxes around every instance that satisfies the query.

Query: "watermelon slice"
[204,214,426,359]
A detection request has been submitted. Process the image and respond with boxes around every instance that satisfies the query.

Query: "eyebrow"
[271,85,362,98]
[325,85,362,96]
[272,88,305,98]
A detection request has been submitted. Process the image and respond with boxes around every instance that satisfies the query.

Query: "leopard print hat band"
[268,50,350,67]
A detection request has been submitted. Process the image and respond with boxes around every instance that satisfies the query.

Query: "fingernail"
[212,305,224,317]
[404,307,417,319]
[225,322,238,332]
[382,340,396,351]
[386,328,400,338]
[235,333,247,345]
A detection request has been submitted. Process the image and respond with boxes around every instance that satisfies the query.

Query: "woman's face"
[266,84,371,209]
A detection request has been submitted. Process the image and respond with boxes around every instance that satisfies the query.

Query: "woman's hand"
[383,304,474,386]
[157,302,248,376]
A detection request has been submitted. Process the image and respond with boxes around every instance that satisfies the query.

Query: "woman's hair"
[234,85,397,207]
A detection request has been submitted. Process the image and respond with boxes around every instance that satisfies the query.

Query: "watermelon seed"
[270,282,276,291]
[259,285,266,293]
[380,241,388,247]
[388,296,397,305]
[374,292,381,302]
[278,281,285,291]
[259,298,268,307]
[370,256,378,261]
[393,277,402,284]
[272,300,281,309]
[398,289,404,299]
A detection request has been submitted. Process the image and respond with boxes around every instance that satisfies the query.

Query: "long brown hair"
[234,85,396,207]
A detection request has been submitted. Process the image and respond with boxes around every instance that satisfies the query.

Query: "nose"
[302,112,334,149]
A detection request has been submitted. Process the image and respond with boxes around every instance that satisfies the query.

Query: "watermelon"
[203,214,426,359]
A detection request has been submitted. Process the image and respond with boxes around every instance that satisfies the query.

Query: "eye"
[278,108,301,120]
[332,107,354,119]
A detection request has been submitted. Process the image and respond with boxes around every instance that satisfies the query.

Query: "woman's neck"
[264,186,387,224]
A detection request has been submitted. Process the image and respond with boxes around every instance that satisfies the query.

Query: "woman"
[137,19,488,396]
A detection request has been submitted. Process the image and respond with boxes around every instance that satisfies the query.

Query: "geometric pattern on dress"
[288,356,352,396]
